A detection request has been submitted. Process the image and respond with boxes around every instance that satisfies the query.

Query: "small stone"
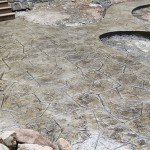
[0,130,17,150]
[15,128,56,149]
[18,144,53,150]
[0,143,9,150]
[57,138,72,150]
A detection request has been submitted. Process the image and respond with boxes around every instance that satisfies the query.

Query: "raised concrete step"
[0,6,11,14]
[0,12,15,21]
[0,1,8,7]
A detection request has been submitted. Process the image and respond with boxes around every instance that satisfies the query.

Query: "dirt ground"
[0,0,150,149]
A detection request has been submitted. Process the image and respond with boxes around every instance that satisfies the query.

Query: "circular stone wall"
[132,4,150,21]
[100,31,150,60]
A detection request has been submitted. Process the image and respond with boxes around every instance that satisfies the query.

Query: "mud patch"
[100,31,150,60]
[132,4,150,21]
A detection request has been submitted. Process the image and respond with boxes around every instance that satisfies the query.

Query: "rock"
[92,0,111,7]
[8,0,14,3]
[9,0,34,11]
[27,2,34,9]
[19,0,27,2]
[15,128,56,150]
[0,143,9,150]
[10,2,22,11]
[57,138,72,150]
[27,0,34,2]
[40,0,49,2]
[21,0,29,9]
[0,130,17,150]
[0,138,5,145]
[14,0,20,2]
[18,144,53,150]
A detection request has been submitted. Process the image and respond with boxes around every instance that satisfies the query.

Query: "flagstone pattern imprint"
[0,0,150,149]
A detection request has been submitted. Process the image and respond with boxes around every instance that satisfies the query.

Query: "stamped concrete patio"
[0,0,150,149]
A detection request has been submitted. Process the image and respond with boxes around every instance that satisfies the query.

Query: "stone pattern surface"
[0,0,150,149]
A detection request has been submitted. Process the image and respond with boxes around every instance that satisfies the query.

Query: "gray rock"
[0,144,9,150]
[14,0,20,2]
[57,138,72,150]
[21,0,29,9]
[19,0,27,2]
[9,0,34,10]
[92,0,112,7]
[28,2,34,9]
[27,0,34,2]
[10,2,22,11]
[0,130,17,150]
[15,128,56,149]
[40,0,49,2]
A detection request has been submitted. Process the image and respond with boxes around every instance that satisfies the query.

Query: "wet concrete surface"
[0,0,150,149]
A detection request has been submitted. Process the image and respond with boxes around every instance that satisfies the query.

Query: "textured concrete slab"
[0,0,150,149]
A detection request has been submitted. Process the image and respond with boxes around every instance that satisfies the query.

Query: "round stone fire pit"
[132,4,150,21]
[100,31,150,60]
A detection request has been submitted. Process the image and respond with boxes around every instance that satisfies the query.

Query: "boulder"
[10,2,22,11]
[14,0,20,2]
[18,144,53,150]
[9,0,34,11]
[92,0,111,7]
[28,2,34,9]
[0,138,5,145]
[0,143,9,150]
[15,128,56,150]
[21,0,29,9]
[0,130,17,150]
[57,138,72,150]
